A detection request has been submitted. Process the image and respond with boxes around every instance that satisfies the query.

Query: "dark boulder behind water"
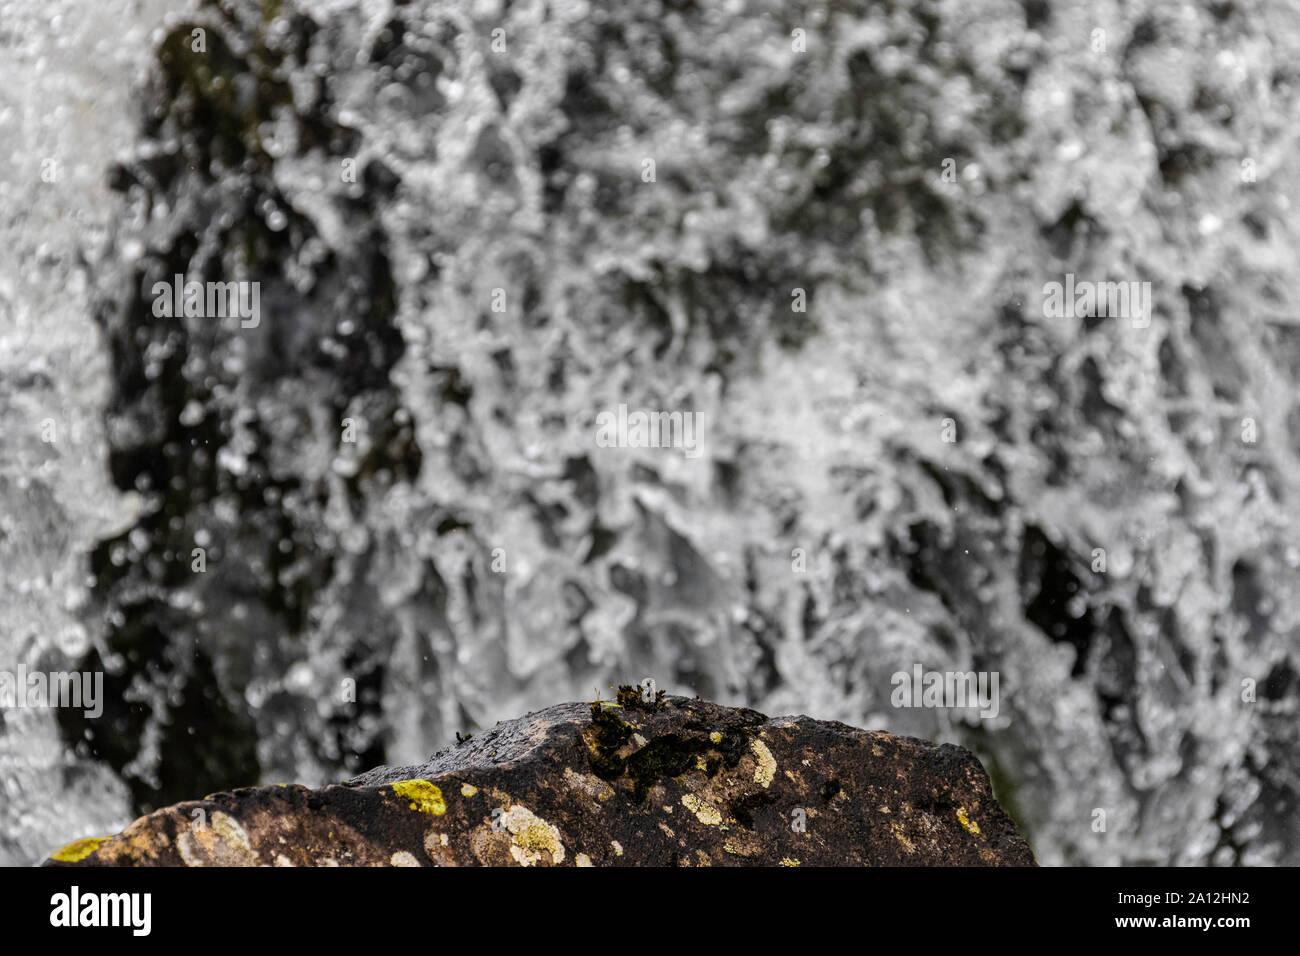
[28,0,1300,869]
[45,695,1035,866]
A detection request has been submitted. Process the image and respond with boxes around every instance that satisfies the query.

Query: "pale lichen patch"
[213,811,252,851]
[178,810,258,866]
[424,829,458,865]
[391,850,420,866]
[681,792,722,825]
[461,783,478,797]
[563,767,616,802]
[501,805,565,866]
[751,739,777,788]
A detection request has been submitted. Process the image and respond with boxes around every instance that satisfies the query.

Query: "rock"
[44,695,1034,866]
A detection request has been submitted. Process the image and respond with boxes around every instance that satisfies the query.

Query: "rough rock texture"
[44,695,1034,866]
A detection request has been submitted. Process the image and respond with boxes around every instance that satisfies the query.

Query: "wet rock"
[43,695,1034,866]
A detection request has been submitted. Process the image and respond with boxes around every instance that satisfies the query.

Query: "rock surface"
[44,695,1034,866]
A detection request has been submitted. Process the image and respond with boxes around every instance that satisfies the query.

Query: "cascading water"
[1,0,1297,868]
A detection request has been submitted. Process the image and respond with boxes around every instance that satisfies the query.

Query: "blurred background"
[1,0,1297,866]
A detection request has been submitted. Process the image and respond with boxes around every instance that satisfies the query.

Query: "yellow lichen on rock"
[751,739,776,788]
[957,807,981,835]
[392,779,447,815]
[49,836,110,863]
[461,783,478,797]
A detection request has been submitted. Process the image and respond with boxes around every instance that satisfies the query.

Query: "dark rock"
[44,696,1034,866]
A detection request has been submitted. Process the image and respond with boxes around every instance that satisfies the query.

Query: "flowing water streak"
[0,0,176,866]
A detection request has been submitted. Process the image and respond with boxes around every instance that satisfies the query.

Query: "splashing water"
[2,0,1298,869]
